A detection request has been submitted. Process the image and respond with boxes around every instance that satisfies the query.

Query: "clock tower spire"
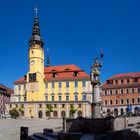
[26,6,45,102]
[29,6,44,47]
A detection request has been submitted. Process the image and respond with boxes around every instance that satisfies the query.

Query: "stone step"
[33,133,58,140]
[59,132,82,140]
[33,133,49,140]
[43,128,53,135]
[46,132,59,139]
[80,134,95,140]
[27,135,41,140]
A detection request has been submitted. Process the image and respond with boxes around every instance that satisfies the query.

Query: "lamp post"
[90,50,103,118]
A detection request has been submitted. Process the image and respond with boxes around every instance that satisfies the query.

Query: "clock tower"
[26,11,45,101]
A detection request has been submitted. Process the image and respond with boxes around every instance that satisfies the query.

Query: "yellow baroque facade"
[5,15,92,118]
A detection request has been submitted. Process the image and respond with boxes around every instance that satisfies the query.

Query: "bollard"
[20,126,28,140]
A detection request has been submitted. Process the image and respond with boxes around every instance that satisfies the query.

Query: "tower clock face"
[30,60,35,65]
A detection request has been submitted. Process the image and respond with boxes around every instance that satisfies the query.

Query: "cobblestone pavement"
[0,118,63,140]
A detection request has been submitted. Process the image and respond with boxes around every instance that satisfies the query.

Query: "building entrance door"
[38,111,43,118]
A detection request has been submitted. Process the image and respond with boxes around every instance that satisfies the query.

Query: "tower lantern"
[29,7,44,47]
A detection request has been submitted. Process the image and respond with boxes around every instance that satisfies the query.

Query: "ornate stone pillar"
[90,53,103,118]
[92,85,101,118]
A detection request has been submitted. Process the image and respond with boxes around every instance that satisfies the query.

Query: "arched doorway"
[77,111,82,117]
[69,111,74,118]
[46,111,50,117]
[61,111,66,118]
[120,108,124,115]
[114,108,118,116]
[134,107,139,116]
[38,111,43,118]
[53,111,58,117]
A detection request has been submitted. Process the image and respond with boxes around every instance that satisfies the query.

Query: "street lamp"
[90,50,104,118]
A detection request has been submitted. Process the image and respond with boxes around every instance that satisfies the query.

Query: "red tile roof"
[0,84,14,94]
[108,72,140,80]
[14,64,90,84]
[102,72,140,88]
[14,77,26,85]
[44,64,81,73]
[44,64,90,81]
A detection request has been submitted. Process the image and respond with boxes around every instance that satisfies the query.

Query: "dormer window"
[52,73,58,78]
[65,68,70,71]
[73,71,79,76]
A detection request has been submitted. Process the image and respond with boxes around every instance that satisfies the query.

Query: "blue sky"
[0,0,140,88]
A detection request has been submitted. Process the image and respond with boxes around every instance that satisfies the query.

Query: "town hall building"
[5,12,92,118]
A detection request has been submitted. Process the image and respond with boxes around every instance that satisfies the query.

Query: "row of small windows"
[46,81,86,89]
[17,82,86,90]
[10,104,24,108]
[104,88,140,95]
[17,85,26,90]
[104,98,140,105]
[18,97,26,102]
[45,94,86,101]
[10,103,82,109]
[39,103,82,108]
[107,78,139,85]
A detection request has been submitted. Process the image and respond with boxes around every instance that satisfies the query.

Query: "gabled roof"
[107,72,140,80]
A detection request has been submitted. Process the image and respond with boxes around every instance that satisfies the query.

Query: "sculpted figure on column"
[90,58,102,85]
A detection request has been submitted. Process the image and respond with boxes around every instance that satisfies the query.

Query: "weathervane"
[34,6,38,18]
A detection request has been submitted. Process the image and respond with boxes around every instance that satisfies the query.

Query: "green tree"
[69,104,77,118]
[18,106,24,116]
[9,108,20,119]
[46,104,53,118]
